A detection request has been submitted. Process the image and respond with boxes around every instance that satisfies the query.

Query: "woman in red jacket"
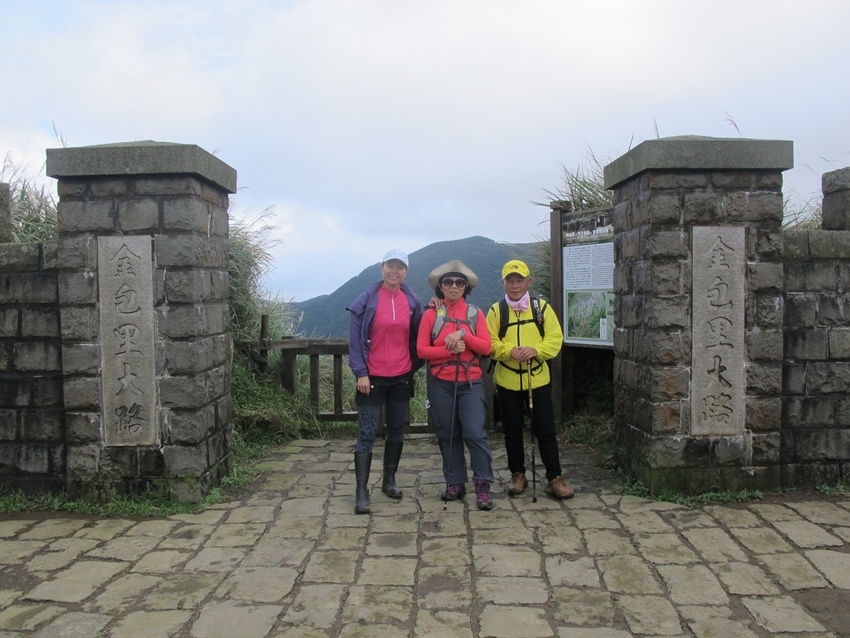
[417,260,495,510]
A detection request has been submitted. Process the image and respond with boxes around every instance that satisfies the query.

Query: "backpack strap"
[497,298,510,340]
[530,297,546,338]
[494,297,548,376]
[497,297,546,339]
[431,304,478,343]
[497,358,547,376]
[429,304,481,377]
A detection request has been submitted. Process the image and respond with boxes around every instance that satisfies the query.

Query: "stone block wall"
[43,141,236,503]
[781,166,850,486]
[52,170,233,501]
[2,145,235,503]
[605,137,792,494]
[0,240,64,491]
[605,138,850,494]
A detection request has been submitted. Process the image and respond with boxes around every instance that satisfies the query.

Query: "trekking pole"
[527,362,537,503]
[444,353,461,511]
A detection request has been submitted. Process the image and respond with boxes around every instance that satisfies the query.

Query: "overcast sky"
[2,0,848,301]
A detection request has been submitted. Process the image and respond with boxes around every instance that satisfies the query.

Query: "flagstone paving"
[1,436,849,637]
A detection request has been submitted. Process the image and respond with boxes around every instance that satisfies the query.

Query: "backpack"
[496,296,546,340]
[429,303,482,374]
[430,303,480,343]
[490,297,548,377]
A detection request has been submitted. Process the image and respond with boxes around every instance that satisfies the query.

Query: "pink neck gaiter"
[506,293,529,312]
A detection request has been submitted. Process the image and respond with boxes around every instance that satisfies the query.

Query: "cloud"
[2,0,850,301]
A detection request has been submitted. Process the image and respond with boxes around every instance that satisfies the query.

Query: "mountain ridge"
[292,236,542,338]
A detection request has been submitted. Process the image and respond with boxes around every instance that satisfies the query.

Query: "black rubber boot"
[381,441,404,500]
[354,452,372,515]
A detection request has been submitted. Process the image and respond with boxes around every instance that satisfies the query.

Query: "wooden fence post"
[259,314,269,372]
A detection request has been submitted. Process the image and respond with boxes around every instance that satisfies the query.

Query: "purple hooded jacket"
[347,281,424,379]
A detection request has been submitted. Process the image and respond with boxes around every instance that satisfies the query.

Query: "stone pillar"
[822,167,850,231]
[603,136,792,494]
[46,141,236,502]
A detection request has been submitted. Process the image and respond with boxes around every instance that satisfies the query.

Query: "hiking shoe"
[475,480,494,510]
[508,471,528,495]
[441,484,466,501]
[545,475,575,499]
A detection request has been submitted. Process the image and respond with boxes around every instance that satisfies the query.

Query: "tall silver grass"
[1,151,58,243]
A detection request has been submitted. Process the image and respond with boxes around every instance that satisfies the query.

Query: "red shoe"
[475,480,494,510]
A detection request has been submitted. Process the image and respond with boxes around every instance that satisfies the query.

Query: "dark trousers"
[354,373,412,452]
[429,376,494,484]
[497,383,562,481]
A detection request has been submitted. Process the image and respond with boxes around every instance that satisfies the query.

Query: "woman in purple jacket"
[347,249,423,514]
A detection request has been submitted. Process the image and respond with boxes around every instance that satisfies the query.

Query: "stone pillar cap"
[603,135,793,190]
[46,141,237,194]
[822,166,850,194]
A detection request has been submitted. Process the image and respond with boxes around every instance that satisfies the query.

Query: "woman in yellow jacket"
[486,260,574,499]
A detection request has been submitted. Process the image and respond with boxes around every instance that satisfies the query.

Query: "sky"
[1,0,849,301]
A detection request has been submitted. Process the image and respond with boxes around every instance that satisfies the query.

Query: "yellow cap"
[501,260,529,279]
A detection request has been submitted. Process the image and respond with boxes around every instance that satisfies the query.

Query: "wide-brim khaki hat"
[428,260,479,289]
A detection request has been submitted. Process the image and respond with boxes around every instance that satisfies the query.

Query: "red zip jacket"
[416,300,491,383]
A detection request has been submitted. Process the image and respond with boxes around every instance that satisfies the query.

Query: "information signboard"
[563,240,614,345]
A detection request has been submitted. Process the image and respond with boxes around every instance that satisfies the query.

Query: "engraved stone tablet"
[691,226,745,436]
[98,236,157,445]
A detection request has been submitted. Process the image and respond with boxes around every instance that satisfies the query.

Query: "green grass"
[0,420,284,517]
[568,416,767,508]
[220,425,283,491]
[0,483,219,517]
[562,413,616,457]
[609,467,764,508]
[231,355,319,438]
[817,477,850,497]
[653,488,763,508]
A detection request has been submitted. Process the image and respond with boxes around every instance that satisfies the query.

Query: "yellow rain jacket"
[486,298,564,391]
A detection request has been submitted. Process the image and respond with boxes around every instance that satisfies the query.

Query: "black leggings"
[354,373,412,452]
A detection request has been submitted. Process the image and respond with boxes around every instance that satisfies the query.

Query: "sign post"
[550,203,614,420]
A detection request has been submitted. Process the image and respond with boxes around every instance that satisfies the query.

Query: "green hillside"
[293,236,542,337]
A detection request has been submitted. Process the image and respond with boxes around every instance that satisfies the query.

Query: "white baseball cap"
[382,248,409,268]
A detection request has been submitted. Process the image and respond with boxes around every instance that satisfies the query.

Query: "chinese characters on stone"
[99,236,157,445]
[691,227,745,436]
[111,245,146,434]
[701,236,737,425]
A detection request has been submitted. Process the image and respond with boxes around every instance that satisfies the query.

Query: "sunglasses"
[441,278,467,288]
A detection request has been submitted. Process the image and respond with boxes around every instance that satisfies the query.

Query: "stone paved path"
[1,437,850,637]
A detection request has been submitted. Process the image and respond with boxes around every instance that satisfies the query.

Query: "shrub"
[228,206,299,343]
[1,151,58,242]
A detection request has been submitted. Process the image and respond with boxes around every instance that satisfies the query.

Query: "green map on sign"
[566,290,614,341]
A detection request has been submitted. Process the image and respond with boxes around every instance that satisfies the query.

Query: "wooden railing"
[240,318,429,433]
[239,317,495,434]
[248,332,357,423]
